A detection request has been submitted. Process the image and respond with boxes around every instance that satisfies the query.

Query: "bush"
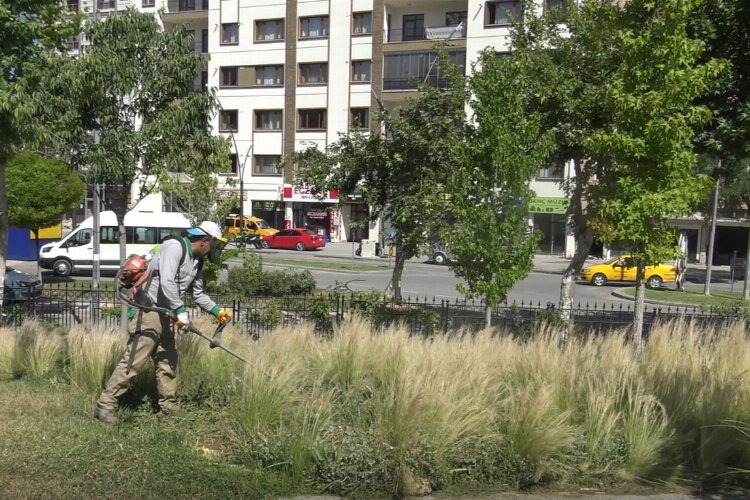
[224,256,316,298]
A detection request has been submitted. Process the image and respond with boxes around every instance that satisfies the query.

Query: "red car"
[260,229,326,251]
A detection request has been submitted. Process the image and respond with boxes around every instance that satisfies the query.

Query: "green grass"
[619,286,747,308]
[236,256,390,272]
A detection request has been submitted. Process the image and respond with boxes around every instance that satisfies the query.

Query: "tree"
[6,152,86,274]
[14,8,229,270]
[445,48,552,327]
[0,0,77,304]
[286,53,466,300]
[584,0,724,348]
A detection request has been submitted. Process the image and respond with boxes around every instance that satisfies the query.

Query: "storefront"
[251,200,285,230]
[529,197,570,256]
[282,185,339,241]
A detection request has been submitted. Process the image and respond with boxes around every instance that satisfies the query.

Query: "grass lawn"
[243,257,390,272]
[618,286,748,309]
[0,380,292,499]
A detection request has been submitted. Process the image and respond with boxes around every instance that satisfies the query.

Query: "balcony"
[383,49,466,91]
[163,0,209,23]
[386,23,466,43]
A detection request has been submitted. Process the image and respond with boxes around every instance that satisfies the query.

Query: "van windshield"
[65,229,92,247]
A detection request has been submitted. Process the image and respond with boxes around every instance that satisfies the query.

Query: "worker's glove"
[217,310,232,325]
[175,312,190,330]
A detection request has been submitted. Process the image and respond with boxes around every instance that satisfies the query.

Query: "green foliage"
[446,47,552,309]
[6,152,86,233]
[283,50,467,299]
[222,256,316,298]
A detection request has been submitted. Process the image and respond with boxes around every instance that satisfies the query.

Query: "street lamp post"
[237,143,252,232]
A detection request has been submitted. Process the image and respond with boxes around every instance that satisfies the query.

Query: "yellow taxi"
[223,215,279,238]
[580,256,677,288]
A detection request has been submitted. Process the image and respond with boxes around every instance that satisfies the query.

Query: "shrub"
[66,325,123,394]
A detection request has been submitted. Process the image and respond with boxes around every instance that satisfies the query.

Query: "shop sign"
[306,210,327,219]
[282,185,338,203]
[528,197,569,214]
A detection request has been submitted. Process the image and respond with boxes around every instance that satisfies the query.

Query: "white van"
[39,211,192,277]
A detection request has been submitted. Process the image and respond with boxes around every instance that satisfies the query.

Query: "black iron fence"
[1,283,745,338]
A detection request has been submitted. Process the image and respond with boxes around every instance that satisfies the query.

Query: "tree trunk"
[632,261,646,355]
[115,204,129,331]
[389,243,407,301]
[0,160,7,308]
[485,303,492,329]
[558,157,592,345]
[33,229,41,277]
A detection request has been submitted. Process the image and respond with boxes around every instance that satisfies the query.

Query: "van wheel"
[647,275,663,288]
[53,258,73,277]
[296,242,306,251]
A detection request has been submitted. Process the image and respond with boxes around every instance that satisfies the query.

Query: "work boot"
[93,407,118,425]
[159,407,184,419]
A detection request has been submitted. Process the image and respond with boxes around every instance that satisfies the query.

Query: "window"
[446,11,467,26]
[255,110,283,131]
[544,0,567,14]
[66,35,80,51]
[254,155,282,176]
[352,12,372,34]
[300,16,329,38]
[537,161,563,179]
[67,0,79,10]
[383,50,466,90]
[184,30,196,52]
[100,226,120,244]
[350,108,369,130]
[219,110,238,133]
[221,23,239,45]
[201,29,209,53]
[351,60,371,82]
[402,14,424,41]
[97,0,115,9]
[299,63,328,84]
[67,229,91,247]
[255,19,284,41]
[298,109,327,130]
[142,0,155,7]
[486,1,522,26]
[159,228,184,242]
[255,65,284,86]
[220,154,239,175]
[127,227,157,245]
[220,66,254,87]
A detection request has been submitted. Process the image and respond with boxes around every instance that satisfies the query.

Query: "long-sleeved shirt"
[145,237,218,315]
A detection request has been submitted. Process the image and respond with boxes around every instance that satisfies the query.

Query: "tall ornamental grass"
[4,315,750,496]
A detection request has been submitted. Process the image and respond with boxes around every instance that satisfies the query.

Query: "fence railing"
[1,283,745,338]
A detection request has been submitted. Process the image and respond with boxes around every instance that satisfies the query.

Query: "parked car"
[430,245,456,265]
[224,214,279,238]
[4,267,43,302]
[580,256,676,288]
[260,229,326,251]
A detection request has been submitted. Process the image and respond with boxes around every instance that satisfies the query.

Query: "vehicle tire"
[375,247,383,257]
[355,247,361,256]
[647,275,663,288]
[53,258,73,277]
[433,252,447,265]
[260,240,270,249]
[296,242,306,251]
[591,273,607,286]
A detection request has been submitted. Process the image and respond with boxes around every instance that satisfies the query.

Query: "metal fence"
[1,283,744,338]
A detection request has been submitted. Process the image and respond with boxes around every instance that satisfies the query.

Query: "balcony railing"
[176,0,208,12]
[386,23,466,43]
[383,50,466,91]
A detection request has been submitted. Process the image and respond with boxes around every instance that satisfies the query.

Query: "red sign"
[282,185,338,203]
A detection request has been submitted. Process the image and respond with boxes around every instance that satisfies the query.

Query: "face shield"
[208,236,228,263]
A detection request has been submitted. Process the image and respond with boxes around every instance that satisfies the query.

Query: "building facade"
[67,0,575,254]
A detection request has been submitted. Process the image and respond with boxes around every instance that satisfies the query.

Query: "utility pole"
[704,176,720,296]
[92,130,101,321]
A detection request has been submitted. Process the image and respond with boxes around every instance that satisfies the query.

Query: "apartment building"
[68,0,575,255]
